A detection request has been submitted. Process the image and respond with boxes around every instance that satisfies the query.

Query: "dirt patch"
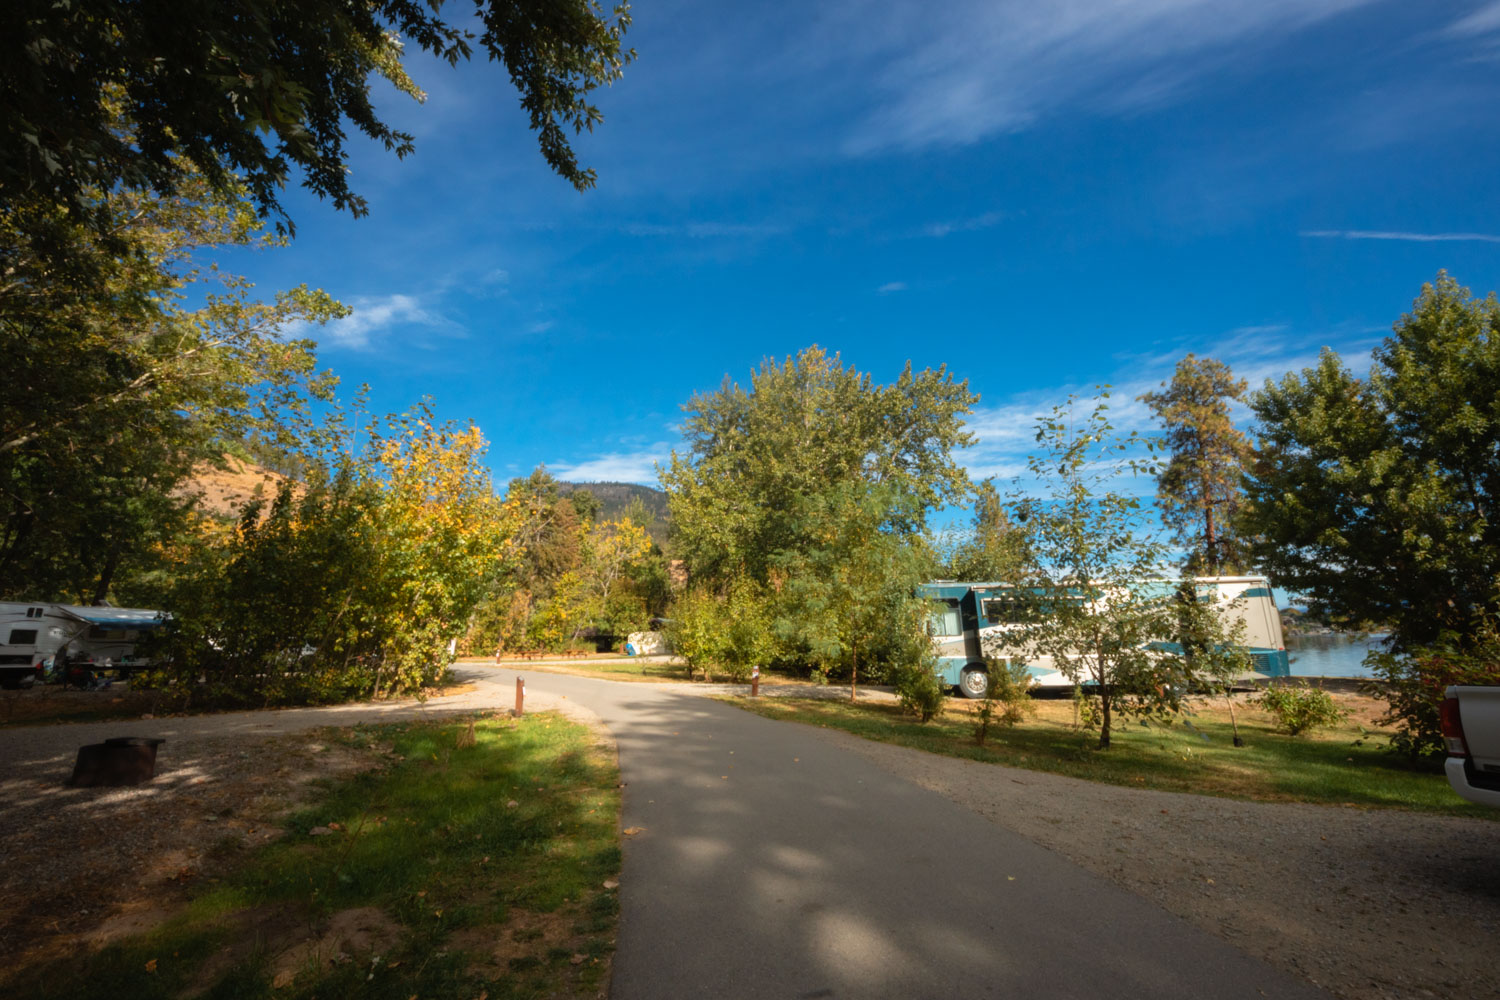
[0,731,383,981]
[272,905,403,982]
[451,908,594,979]
[183,903,403,995]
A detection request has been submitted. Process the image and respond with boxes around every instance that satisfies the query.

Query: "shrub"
[1365,619,1500,762]
[662,587,724,681]
[894,659,945,723]
[975,657,1036,745]
[718,579,775,683]
[1071,686,1100,732]
[1256,683,1346,736]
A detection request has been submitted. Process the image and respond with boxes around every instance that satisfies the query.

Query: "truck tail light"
[1440,696,1468,757]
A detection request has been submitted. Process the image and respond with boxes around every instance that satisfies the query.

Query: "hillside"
[183,466,671,540]
[181,456,289,518]
[557,481,670,524]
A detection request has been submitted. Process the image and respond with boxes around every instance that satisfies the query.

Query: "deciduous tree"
[662,346,974,586]
[944,477,1030,581]
[0,171,339,601]
[153,402,513,705]
[662,346,973,680]
[1,1,634,234]
[771,482,929,698]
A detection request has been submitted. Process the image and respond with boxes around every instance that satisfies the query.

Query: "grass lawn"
[9,712,621,1000]
[467,656,691,684]
[729,693,1497,819]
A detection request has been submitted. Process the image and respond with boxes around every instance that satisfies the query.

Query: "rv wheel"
[959,666,990,699]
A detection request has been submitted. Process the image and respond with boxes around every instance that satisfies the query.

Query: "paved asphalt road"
[483,667,1329,1000]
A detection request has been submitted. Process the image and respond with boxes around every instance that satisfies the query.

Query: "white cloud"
[316,293,460,350]
[921,210,1006,238]
[1302,229,1500,244]
[839,0,1376,154]
[877,281,908,294]
[550,446,671,485]
[1446,1,1500,37]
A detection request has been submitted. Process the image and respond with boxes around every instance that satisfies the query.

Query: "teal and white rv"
[917,576,1289,698]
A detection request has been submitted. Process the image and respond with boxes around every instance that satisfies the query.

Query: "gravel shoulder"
[814,724,1500,1000]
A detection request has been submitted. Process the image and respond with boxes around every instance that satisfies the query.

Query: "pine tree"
[1139,355,1251,575]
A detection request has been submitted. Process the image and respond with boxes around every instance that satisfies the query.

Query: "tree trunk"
[1098,687,1112,749]
[850,640,858,703]
[1225,691,1243,747]
[1204,500,1218,576]
[91,541,121,605]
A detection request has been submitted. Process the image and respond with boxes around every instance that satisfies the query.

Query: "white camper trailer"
[0,603,167,688]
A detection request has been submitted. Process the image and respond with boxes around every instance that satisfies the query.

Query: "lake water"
[1285,633,1388,678]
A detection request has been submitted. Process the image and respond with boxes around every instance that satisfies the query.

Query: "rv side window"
[928,603,963,637]
[981,597,1030,625]
[8,629,37,645]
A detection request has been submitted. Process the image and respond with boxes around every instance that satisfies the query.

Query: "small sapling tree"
[972,657,1036,747]
[1007,390,1179,749]
[1171,581,1255,746]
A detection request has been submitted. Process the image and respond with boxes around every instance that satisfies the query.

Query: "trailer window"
[8,629,37,645]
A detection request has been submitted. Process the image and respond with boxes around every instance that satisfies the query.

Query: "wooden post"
[514,676,525,717]
[750,665,760,697]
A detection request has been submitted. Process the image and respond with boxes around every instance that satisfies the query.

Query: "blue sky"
[238,0,1500,502]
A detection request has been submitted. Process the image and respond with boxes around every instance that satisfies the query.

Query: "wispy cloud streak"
[840,0,1376,154]
[621,221,786,239]
[1302,229,1500,244]
[922,210,1006,238]
[1445,1,1500,37]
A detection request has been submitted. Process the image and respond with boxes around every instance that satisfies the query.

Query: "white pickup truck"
[1442,685,1500,808]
